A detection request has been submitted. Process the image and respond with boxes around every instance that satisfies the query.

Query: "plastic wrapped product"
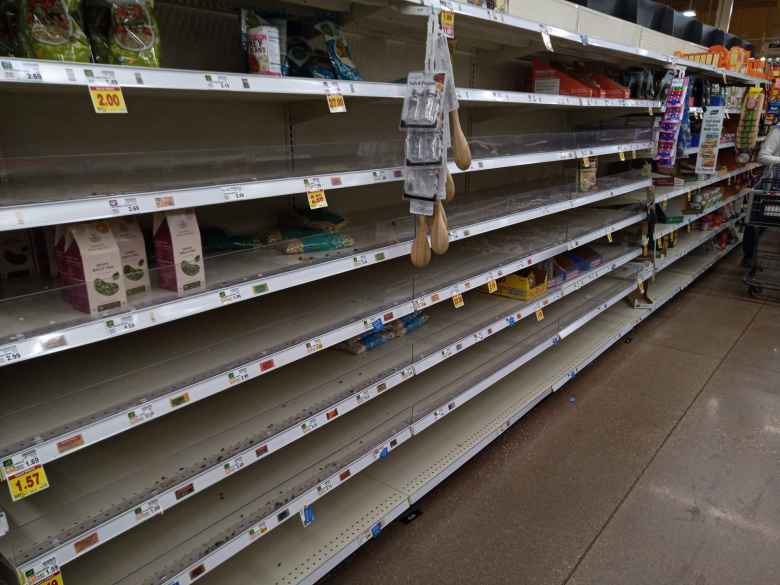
[18,0,92,62]
[1,0,17,55]
[86,0,160,67]
[313,20,361,81]
[240,9,281,76]
[279,232,354,254]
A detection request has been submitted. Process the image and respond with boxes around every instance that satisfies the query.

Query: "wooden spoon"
[446,171,455,202]
[431,201,449,255]
[450,110,472,171]
[411,214,432,267]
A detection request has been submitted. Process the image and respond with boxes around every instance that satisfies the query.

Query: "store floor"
[323,246,780,585]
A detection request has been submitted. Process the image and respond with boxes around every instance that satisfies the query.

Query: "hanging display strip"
[0,208,646,472]
[401,0,766,85]
[190,233,743,585]
[0,247,639,575]
[38,271,643,585]
[0,177,650,368]
[654,188,748,239]
[0,57,660,112]
[0,140,651,232]
[652,163,761,204]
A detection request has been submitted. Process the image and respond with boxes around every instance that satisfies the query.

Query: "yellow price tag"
[88,85,127,114]
[607,231,613,243]
[326,93,346,113]
[307,190,328,209]
[661,200,668,210]
[452,291,464,308]
[7,465,49,502]
[582,156,590,167]
[37,573,65,585]
[637,278,644,294]
[632,150,637,159]
[487,279,497,294]
[648,106,653,116]
[535,308,544,321]
[619,151,626,161]
[687,191,692,202]
[440,10,455,38]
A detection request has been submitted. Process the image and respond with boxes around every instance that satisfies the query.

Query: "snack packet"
[314,20,361,81]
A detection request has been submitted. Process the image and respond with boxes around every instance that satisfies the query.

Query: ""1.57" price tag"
[3,449,50,502]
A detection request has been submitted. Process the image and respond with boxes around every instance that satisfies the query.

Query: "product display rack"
[0,1,763,584]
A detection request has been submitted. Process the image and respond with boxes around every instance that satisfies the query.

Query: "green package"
[18,0,92,62]
[86,0,160,67]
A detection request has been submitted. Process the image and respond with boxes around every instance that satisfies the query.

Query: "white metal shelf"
[49,266,643,585]
[652,215,742,275]
[0,246,639,575]
[401,0,767,86]
[651,163,761,204]
[654,188,747,239]
[0,138,650,233]
[0,207,645,472]
[0,174,650,367]
[186,233,742,585]
[0,57,660,113]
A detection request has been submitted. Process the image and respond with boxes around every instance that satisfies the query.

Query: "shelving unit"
[0,1,765,584]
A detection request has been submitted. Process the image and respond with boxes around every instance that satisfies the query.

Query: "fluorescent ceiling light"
[682,9,696,16]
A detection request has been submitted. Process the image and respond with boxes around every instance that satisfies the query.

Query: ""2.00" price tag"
[89,85,127,114]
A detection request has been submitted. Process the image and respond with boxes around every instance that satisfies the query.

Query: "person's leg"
[742,225,758,268]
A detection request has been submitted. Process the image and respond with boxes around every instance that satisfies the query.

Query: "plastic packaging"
[401,71,446,129]
[19,0,92,62]
[86,0,160,67]
[314,20,361,81]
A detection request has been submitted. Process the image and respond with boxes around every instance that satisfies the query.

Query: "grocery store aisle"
[323,248,780,585]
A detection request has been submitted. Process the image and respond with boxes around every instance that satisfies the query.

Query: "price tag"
[535,308,544,321]
[326,93,347,113]
[632,150,637,159]
[222,186,246,202]
[440,10,455,38]
[227,366,249,385]
[109,196,140,215]
[452,292,464,308]
[204,73,230,89]
[487,279,497,293]
[1,343,22,365]
[607,232,613,243]
[541,27,554,52]
[6,463,49,502]
[305,179,328,209]
[648,106,653,116]
[619,151,626,161]
[134,498,162,523]
[88,85,127,114]
[219,287,242,305]
[687,191,692,202]
[581,155,590,167]
[223,455,244,475]
[105,315,135,336]
[20,557,63,585]
[637,278,645,293]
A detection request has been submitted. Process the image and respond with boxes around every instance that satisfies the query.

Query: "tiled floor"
[324,247,780,585]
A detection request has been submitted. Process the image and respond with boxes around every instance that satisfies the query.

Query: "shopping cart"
[744,188,780,298]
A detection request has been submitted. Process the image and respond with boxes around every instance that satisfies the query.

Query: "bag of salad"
[18,0,92,62]
[86,0,160,67]
[1,0,17,55]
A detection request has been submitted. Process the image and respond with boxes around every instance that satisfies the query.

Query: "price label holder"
[89,85,127,114]
[452,291,464,308]
[109,196,140,216]
[20,557,63,585]
[535,308,544,321]
[305,179,328,209]
[541,27,554,52]
[1,343,22,365]
[440,9,455,38]
[487,278,497,294]
[3,450,50,502]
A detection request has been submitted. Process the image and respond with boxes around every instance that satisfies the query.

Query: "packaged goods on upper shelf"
[622,69,660,101]
[338,312,429,354]
[279,232,355,255]
[153,209,205,296]
[110,217,150,296]
[0,229,37,280]
[240,9,283,76]
[62,221,128,314]
[314,21,361,81]
[532,60,630,99]
[684,186,722,213]
[18,0,92,62]
[85,0,160,67]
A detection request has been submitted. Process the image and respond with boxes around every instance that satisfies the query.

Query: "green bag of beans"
[86,0,160,67]
[18,0,92,62]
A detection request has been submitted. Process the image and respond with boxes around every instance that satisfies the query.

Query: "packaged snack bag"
[86,0,160,67]
[314,20,361,81]
[18,0,92,62]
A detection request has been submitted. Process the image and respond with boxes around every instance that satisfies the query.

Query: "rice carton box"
[153,209,205,295]
[63,221,127,314]
[111,217,151,296]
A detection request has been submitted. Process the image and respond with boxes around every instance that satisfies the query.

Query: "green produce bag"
[18,0,92,62]
[86,0,160,67]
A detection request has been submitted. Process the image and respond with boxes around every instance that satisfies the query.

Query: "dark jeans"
[743,226,763,266]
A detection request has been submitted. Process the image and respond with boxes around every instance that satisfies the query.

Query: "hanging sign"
[695,106,725,175]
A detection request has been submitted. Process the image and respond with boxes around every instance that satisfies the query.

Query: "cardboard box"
[63,221,128,314]
[0,230,37,280]
[111,218,151,296]
[153,209,205,295]
[481,267,548,301]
